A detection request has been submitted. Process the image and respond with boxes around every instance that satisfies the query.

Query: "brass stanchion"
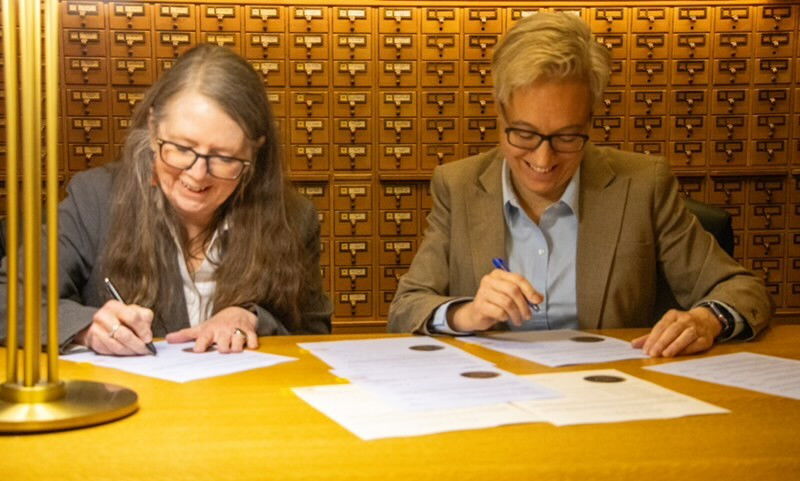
[0,0,138,432]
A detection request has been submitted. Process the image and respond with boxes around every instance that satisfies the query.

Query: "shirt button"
[538,249,545,256]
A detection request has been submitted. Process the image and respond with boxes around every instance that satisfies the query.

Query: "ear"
[254,135,266,150]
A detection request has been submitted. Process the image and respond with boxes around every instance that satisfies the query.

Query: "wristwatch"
[699,301,735,340]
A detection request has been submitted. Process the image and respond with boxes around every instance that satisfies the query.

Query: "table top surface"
[1,325,799,481]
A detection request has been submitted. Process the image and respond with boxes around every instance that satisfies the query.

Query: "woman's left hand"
[165,306,259,353]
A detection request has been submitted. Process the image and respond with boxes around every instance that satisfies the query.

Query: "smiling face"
[152,91,253,231]
[499,79,592,216]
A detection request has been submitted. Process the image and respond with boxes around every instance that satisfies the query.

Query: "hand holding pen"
[73,278,157,356]
[448,258,544,332]
[104,278,157,355]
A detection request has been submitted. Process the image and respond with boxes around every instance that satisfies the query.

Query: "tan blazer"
[388,144,773,335]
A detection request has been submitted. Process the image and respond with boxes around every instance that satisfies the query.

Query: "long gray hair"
[101,44,307,329]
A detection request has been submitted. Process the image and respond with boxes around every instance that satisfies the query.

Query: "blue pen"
[491,258,541,313]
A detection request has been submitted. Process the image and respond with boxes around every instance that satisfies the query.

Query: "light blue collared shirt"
[430,160,580,333]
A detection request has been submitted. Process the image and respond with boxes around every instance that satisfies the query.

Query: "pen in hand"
[491,258,541,313]
[104,277,157,356]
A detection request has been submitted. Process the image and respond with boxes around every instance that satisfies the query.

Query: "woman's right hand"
[74,300,155,356]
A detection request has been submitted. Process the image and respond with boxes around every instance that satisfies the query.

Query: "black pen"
[104,277,157,356]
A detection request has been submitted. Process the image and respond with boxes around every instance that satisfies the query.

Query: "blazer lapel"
[465,150,506,289]
[576,145,630,329]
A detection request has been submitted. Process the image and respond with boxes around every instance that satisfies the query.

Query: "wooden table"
[2,325,799,480]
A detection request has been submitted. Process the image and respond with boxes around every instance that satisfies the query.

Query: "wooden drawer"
[379,7,418,34]
[332,6,370,33]
[289,61,328,87]
[631,142,664,157]
[590,7,628,34]
[463,118,498,144]
[421,92,458,117]
[380,266,409,291]
[333,34,371,60]
[63,29,106,57]
[288,7,329,33]
[421,34,459,60]
[754,59,792,85]
[333,61,372,88]
[708,177,746,205]
[110,31,151,58]
[334,184,372,210]
[631,33,667,59]
[380,210,418,236]
[335,267,372,292]
[380,92,416,117]
[713,59,751,85]
[67,116,111,144]
[632,7,669,32]
[334,292,372,318]
[756,32,794,58]
[67,88,108,116]
[672,60,709,86]
[716,6,752,32]
[671,90,708,115]
[422,7,460,33]
[756,5,797,31]
[291,91,327,118]
[421,61,459,87]
[294,182,330,211]
[110,3,152,30]
[422,118,459,143]
[335,118,371,144]
[753,114,790,138]
[629,116,666,141]
[464,34,500,60]
[380,183,418,209]
[65,58,107,85]
[155,4,196,31]
[599,90,626,116]
[752,88,791,113]
[748,205,786,230]
[749,177,787,203]
[63,2,105,29]
[67,143,112,170]
[631,60,667,86]
[379,145,416,170]
[746,232,785,258]
[156,31,195,58]
[710,140,747,167]
[673,33,710,59]
[110,58,153,86]
[379,61,416,87]
[674,7,711,32]
[111,88,146,116]
[464,8,502,33]
[714,33,752,59]
[630,90,666,116]
[711,89,749,114]
[289,145,329,172]
[244,6,284,33]
[668,142,706,167]
[750,140,789,165]
[335,240,372,265]
[670,115,707,141]
[334,92,370,117]
[244,33,284,60]
[334,145,372,171]
[200,5,241,31]
[463,61,492,87]
[380,239,417,265]
[421,144,458,170]
[334,211,372,237]
[289,33,328,60]
[380,119,417,144]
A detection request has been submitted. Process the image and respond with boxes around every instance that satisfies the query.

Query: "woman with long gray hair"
[22,44,331,355]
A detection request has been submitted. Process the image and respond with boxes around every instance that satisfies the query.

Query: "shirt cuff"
[429,298,474,336]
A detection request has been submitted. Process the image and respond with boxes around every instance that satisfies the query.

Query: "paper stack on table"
[294,337,727,440]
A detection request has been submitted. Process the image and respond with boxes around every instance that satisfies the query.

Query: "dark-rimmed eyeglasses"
[156,138,251,180]
[504,127,589,154]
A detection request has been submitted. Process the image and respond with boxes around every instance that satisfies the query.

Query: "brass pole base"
[0,380,138,433]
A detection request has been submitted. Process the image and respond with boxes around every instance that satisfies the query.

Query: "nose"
[185,154,211,179]
[523,139,556,166]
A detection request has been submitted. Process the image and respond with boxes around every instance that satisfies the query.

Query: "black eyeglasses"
[156,138,251,180]
[504,127,589,153]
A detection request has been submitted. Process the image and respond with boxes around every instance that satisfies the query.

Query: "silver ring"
[109,323,122,339]
[233,328,247,339]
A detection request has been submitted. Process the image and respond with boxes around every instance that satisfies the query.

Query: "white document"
[292,383,543,441]
[61,341,297,383]
[299,336,559,410]
[457,329,649,367]
[645,352,800,400]
[299,336,495,374]
[514,369,728,426]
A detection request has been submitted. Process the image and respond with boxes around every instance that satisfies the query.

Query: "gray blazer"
[1,164,332,349]
[388,145,773,335]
